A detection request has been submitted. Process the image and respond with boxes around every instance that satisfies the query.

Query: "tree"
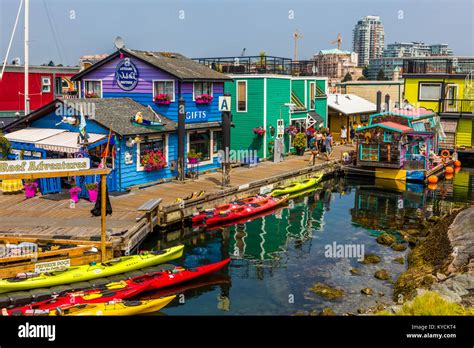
[357,76,367,81]
[342,72,352,82]
[377,69,386,81]
[362,66,369,79]
[47,60,54,66]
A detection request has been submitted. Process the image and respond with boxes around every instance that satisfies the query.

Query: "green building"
[194,56,328,159]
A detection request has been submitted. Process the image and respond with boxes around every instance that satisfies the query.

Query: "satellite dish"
[114,36,125,50]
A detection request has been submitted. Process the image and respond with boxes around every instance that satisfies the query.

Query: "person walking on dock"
[308,132,319,165]
[324,132,333,161]
[340,125,347,145]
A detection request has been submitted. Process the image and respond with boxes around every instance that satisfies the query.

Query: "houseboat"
[3,48,231,194]
[351,107,451,183]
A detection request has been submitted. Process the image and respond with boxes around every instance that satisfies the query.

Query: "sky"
[1,0,473,66]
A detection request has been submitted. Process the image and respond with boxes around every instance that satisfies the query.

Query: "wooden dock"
[0,145,353,255]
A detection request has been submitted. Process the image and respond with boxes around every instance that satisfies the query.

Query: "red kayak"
[194,195,289,227]
[6,259,230,316]
[192,195,269,223]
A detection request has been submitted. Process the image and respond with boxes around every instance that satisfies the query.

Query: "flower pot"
[88,189,98,203]
[195,100,211,104]
[156,100,171,105]
[69,188,81,203]
[24,185,37,199]
[295,147,305,156]
[188,157,199,164]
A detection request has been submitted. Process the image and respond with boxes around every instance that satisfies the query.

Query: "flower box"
[141,150,166,171]
[188,157,199,164]
[154,94,172,105]
[195,94,213,104]
[253,127,266,136]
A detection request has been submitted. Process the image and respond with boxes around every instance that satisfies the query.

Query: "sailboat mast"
[24,0,29,114]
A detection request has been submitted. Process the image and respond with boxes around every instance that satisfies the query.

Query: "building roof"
[0,64,80,74]
[327,94,377,115]
[356,121,413,133]
[318,48,352,55]
[336,80,404,86]
[5,128,66,142]
[73,48,232,82]
[3,98,178,136]
[391,107,435,118]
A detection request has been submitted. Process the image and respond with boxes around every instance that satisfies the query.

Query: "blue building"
[4,48,231,193]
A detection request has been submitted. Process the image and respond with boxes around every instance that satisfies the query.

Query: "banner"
[0,158,90,175]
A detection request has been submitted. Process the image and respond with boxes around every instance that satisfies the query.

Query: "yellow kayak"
[55,296,176,316]
[272,173,323,197]
[0,245,184,294]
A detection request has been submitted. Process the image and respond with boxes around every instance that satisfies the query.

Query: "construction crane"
[240,48,246,57]
[293,30,303,61]
[330,33,342,50]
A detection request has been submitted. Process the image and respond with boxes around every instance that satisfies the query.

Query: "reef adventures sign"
[0,158,90,175]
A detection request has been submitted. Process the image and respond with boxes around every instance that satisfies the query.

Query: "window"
[383,131,392,142]
[212,130,222,154]
[237,80,247,112]
[84,80,102,98]
[189,131,211,161]
[419,82,442,101]
[153,80,175,101]
[137,137,167,171]
[310,82,315,109]
[41,77,51,93]
[360,144,379,161]
[193,82,213,100]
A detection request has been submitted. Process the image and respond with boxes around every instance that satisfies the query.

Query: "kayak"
[5,258,229,315]
[0,245,184,294]
[198,195,289,226]
[271,173,323,197]
[57,296,176,316]
[192,195,268,223]
[287,184,324,200]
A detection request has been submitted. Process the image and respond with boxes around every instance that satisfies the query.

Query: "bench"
[137,198,163,234]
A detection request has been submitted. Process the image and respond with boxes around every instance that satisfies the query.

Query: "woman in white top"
[340,125,347,145]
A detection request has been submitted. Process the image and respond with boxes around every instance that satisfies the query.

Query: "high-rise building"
[352,15,385,67]
[383,42,454,58]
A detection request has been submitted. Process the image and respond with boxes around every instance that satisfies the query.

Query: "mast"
[24,0,30,114]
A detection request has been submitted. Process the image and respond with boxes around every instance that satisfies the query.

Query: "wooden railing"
[438,99,474,115]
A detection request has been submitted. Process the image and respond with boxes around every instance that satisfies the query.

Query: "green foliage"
[378,291,474,316]
[292,132,307,148]
[362,66,369,78]
[0,132,11,160]
[85,183,98,190]
[342,72,352,82]
[358,76,368,81]
[377,69,386,81]
[187,149,203,159]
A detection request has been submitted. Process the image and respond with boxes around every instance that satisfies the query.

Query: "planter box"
[155,100,171,105]
[195,100,211,104]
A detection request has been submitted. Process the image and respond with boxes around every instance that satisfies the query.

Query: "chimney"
[335,94,339,104]
[376,91,382,113]
[385,94,390,112]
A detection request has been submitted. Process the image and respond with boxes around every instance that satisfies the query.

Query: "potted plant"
[141,150,167,171]
[292,132,307,156]
[195,94,213,104]
[24,180,38,199]
[0,132,11,160]
[284,125,298,136]
[85,92,99,98]
[85,182,99,203]
[253,127,266,136]
[154,93,171,105]
[187,149,202,164]
[69,184,82,203]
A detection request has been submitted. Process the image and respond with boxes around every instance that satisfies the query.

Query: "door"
[445,84,458,112]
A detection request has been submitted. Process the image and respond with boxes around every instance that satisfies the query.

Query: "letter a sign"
[218,96,231,112]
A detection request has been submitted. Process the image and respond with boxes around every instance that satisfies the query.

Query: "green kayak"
[0,245,184,294]
[272,173,323,197]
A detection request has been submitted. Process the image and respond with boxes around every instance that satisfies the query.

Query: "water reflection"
[141,169,474,315]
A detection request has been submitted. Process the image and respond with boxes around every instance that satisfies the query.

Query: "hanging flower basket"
[253,127,266,136]
[24,181,38,199]
[195,94,213,104]
[285,125,299,136]
[154,93,171,105]
[69,186,82,203]
[141,150,166,171]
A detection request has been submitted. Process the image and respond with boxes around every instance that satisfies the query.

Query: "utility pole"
[177,96,186,182]
[221,93,232,187]
[24,0,30,115]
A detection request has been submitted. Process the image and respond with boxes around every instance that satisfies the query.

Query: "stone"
[310,283,344,300]
[391,243,408,252]
[376,233,396,246]
[374,269,390,280]
[379,292,385,297]
[318,307,336,316]
[361,287,373,295]
[393,257,405,265]
[350,268,363,275]
[436,272,447,281]
[446,208,474,273]
[359,254,381,264]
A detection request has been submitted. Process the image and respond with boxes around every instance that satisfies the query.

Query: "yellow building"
[402,57,474,152]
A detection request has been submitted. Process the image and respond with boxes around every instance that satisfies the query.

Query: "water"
[141,168,474,315]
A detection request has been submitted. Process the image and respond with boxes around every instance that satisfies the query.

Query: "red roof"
[378,121,413,132]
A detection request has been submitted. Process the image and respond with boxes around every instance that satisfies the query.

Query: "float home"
[3,48,231,194]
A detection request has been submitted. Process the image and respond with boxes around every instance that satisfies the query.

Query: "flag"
[79,106,89,143]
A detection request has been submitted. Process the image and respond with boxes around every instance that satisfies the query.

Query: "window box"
[195,94,213,104]
[154,93,172,105]
[141,150,167,171]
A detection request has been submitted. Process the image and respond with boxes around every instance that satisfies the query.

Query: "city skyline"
[0,0,473,67]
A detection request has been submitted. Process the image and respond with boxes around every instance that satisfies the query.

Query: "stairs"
[456,119,473,147]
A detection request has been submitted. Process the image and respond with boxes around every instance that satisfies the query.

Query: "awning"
[35,132,106,154]
[307,111,324,125]
[306,111,324,129]
[5,128,67,143]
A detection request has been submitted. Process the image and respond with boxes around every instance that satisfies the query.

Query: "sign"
[186,111,208,123]
[35,259,70,273]
[10,149,43,158]
[277,119,285,138]
[218,96,231,112]
[115,57,139,91]
[0,158,90,175]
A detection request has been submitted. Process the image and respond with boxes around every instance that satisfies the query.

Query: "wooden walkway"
[0,145,354,254]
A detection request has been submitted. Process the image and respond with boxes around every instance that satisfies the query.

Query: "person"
[349,123,355,144]
[316,130,323,153]
[324,132,333,161]
[308,133,318,165]
[340,125,347,145]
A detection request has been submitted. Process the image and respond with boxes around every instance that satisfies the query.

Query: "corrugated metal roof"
[327,94,376,115]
